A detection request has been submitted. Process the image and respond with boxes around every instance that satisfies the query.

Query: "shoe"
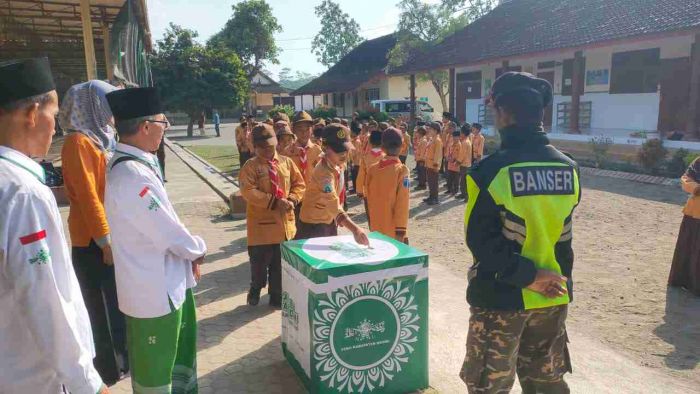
[414,186,426,191]
[457,194,467,200]
[427,198,439,206]
[422,197,430,202]
[269,293,282,308]
[247,288,261,306]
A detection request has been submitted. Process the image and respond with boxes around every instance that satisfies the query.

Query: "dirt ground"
[344,172,700,385]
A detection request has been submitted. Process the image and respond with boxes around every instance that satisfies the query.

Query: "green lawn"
[187,145,239,173]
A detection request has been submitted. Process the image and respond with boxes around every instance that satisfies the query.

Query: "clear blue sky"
[147,0,406,80]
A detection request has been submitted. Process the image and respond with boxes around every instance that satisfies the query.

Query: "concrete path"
[101,143,696,394]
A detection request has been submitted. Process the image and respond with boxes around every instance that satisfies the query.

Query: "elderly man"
[0,57,107,393]
[105,87,207,393]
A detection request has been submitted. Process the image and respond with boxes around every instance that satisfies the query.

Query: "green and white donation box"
[281,232,429,393]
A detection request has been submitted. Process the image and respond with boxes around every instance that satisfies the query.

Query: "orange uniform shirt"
[447,139,463,172]
[239,153,306,246]
[681,161,700,218]
[415,137,428,162]
[356,148,385,196]
[425,137,443,170]
[365,157,410,240]
[459,137,473,168]
[235,125,252,153]
[470,133,485,161]
[300,158,346,225]
[350,137,362,167]
[400,132,410,156]
[61,133,110,247]
[288,140,323,184]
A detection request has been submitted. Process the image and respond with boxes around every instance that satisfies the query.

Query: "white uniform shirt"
[0,146,103,394]
[105,143,206,318]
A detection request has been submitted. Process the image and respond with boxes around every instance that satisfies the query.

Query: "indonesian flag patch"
[139,186,162,212]
[19,230,46,245]
[19,230,51,265]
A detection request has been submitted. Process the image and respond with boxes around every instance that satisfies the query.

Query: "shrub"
[309,106,337,119]
[685,152,698,167]
[356,108,390,122]
[588,135,613,168]
[637,139,667,175]
[666,148,690,178]
[268,105,295,120]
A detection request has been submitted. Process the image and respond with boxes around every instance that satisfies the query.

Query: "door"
[456,71,482,123]
[658,57,691,132]
[537,71,555,129]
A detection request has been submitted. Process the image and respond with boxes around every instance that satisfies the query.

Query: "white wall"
[552,93,661,133]
[294,95,324,111]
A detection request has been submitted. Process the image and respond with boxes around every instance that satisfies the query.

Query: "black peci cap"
[106,87,163,121]
[0,57,55,107]
[490,71,553,108]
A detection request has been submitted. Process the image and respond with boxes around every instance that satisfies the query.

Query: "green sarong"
[126,289,198,394]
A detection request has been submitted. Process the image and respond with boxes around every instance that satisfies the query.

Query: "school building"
[292,34,445,118]
[391,0,700,147]
[248,70,292,116]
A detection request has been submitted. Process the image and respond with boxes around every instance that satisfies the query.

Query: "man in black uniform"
[460,72,581,394]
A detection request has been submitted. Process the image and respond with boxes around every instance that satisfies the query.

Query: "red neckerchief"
[323,158,346,205]
[370,148,383,158]
[267,157,284,199]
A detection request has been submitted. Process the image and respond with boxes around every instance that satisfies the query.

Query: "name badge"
[509,166,575,197]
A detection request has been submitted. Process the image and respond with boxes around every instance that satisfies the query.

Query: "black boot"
[247,288,261,306]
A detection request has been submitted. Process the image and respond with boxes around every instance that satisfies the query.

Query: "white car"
[370,99,435,121]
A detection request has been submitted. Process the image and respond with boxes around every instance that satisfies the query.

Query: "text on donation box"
[281,234,429,393]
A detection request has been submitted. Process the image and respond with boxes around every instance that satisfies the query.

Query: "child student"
[356,130,385,224]
[424,121,443,206]
[414,126,428,191]
[399,123,410,164]
[239,124,306,307]
[349,125,362,193]
[365,128,410,243]
[457,123,473,200]
[296,124,369,245]
[446,128,463,195]
[470,123,485,163]
[275,120,295,156]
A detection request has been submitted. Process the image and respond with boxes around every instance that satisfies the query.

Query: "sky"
[147,0,405,81]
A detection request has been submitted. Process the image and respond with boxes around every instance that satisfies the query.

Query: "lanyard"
[114,150,164,185]
[0,155,45,184]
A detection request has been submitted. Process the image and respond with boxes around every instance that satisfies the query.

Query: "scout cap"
[382,127,403,150]
[252,123,277,147]
[314,118,326,127]
[272,111,290,123]
[427,121,442,132]
[293,110,313,125]
[106,87,163,121]
[331,117,341,124]
[0,57,55,107]
[323,123,353,152]
[275,120,294,136]
[490,71,553,108]
[379,122,390,131]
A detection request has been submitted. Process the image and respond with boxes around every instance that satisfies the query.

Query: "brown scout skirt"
[295,220,338,240]
[669,215,700,295]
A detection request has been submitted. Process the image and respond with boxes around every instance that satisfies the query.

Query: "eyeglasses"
[147,119,171,130]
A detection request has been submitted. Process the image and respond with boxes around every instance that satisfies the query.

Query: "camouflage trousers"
[460,305,572,394]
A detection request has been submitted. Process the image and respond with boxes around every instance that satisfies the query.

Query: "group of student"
[234,108,485,307]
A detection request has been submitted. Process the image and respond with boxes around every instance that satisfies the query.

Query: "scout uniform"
[289,111,323,184]
[399,128,410,164]
[275,120,296,156]
[365,128,410,243]
[236,117,253,165]
[296,125,356,240]
[470,124,485,163]
[446,130,463,195]
[424,122,443,205]
[0,57,105,394]
[458,126,473,200]
[414,129,428,190]
[239,124,306,306]
[105,88,206,393]
[461,72,579,393]
[355,131,385,198]
[350,132,362,193]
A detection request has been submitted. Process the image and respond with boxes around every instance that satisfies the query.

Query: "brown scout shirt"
[366,157,410,240]
[289,140,323,184]
[400,132,410,157]
[300,157,346,225]
[470,133,485,162]
[459,137,473,168]
[425,136,443,170]
[239,153,306,246]
[356,148,385,196]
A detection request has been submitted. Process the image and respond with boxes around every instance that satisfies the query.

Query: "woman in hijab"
[669,156,700,296]
[60,80,129,384]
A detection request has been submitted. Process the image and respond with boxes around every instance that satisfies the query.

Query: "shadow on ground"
[582,175,687,205]
[653,287,700,371]
[197,304,277,352]
[199,337,304,393]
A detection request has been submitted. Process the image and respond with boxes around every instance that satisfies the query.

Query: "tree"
[151,23,249,136]
[278,68,319,90]
[387,0,497,113]
[311,0,363,68]
[208,0,282,78]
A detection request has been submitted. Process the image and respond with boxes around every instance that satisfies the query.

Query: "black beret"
[107,87,163,121]
[491,71,553,107]
[0,57,55,107]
